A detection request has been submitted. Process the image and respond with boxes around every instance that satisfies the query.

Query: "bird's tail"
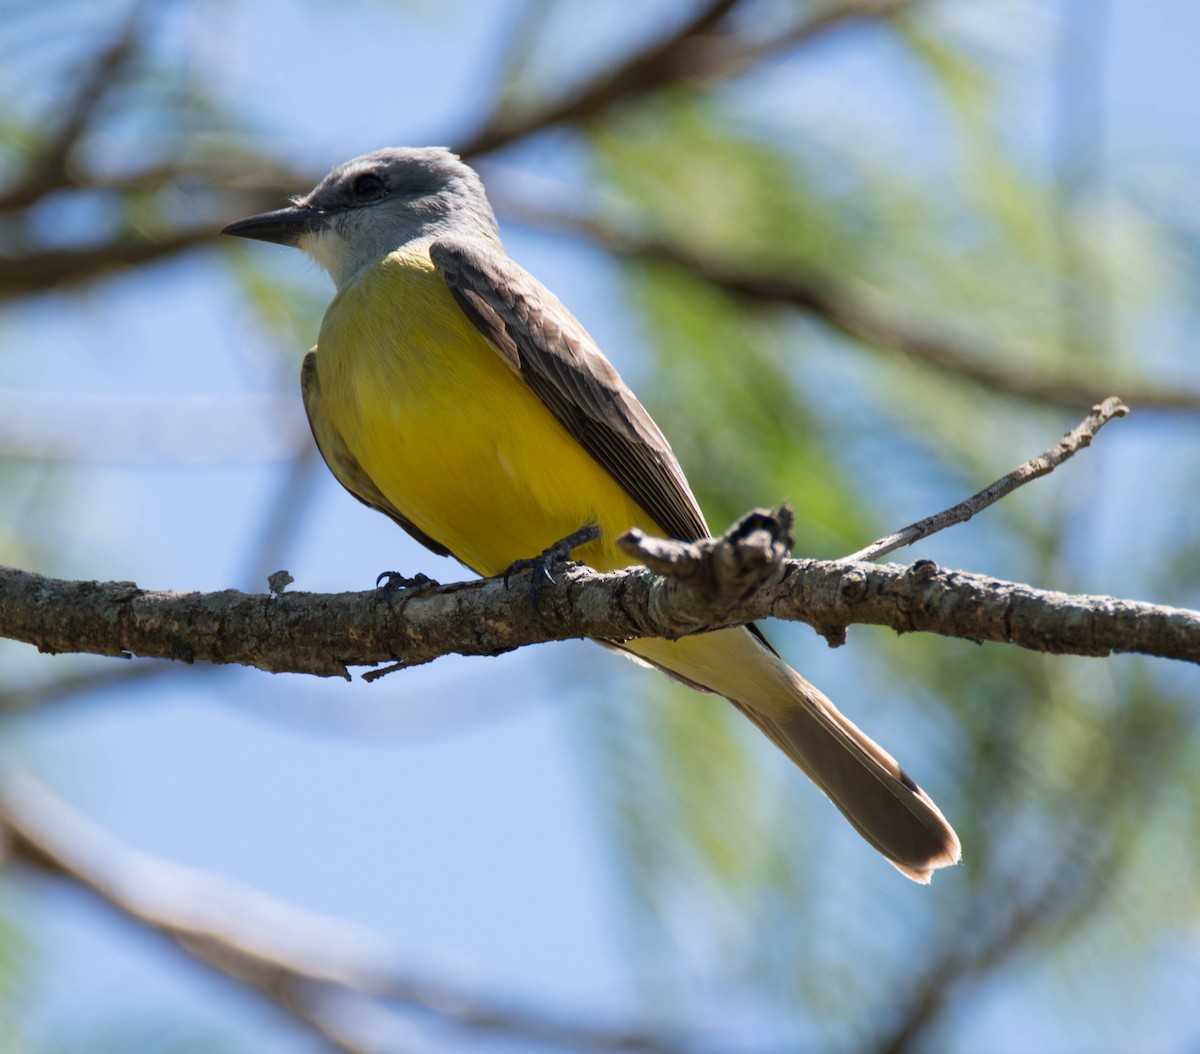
[624,628,961,883]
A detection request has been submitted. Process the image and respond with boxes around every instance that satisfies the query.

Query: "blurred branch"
[0,769,686,1054]
[0,662,172,717]
[457,0,916,157]
[0,228,222,298]
[0,156,313,300]
[0,1,148,213]
[2,505,1197,678]
[500,200,1200,413]
[0,0,919,300]
[846,397,1128,561]
[459,0,742,156]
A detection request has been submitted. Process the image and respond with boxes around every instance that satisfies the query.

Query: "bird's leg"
[503,523,601,613]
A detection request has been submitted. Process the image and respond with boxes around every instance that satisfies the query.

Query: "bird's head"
[222,147,500,287]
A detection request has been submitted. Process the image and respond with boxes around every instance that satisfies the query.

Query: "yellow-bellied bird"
[223,148,960,882]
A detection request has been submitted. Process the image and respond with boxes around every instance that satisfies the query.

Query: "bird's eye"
[353,173,386,198]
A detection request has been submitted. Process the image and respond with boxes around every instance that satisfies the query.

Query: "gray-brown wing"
[429,237,709,545]
[301,349,454,559]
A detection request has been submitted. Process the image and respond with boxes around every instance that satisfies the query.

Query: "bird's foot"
[375,571,440,606]
[503,523,601,613]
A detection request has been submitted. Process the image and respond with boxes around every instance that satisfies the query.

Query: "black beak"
[221,203,322,246]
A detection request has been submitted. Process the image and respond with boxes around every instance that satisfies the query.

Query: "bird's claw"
[375,571,439,606]
[503,524,601,613]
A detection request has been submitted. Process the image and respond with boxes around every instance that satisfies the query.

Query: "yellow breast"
[314,247,656,576]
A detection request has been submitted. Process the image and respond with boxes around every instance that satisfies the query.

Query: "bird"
[222,147,960,882]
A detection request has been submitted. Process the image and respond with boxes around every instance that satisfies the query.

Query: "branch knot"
[616,506,794,637]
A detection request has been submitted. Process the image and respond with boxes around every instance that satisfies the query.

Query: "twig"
[845,397,1129,561]
[2,508,1197,672]
[617,506,794,618]
[0,769,686,1054]
[0,152,317,300]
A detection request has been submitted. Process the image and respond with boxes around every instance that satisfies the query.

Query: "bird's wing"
[429,237,710,545]
[301,349,454,558]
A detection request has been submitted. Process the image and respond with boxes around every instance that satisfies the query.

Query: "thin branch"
[1,507,1197,675]
[845,397,1129,561]
[0,769,686,1054]
[457,0,914,158]
[0,1,149,212]
[0,228,221,300]
[0,154,313,300]
[0,2,917,297]
[498,200,1200,413]
[458,0,743,157]
[49,156,304,199]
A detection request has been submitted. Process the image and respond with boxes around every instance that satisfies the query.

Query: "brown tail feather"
[731,672,960,883]
[625,628,961,882]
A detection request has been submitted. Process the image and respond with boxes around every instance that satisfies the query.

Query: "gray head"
[222,147,500,287]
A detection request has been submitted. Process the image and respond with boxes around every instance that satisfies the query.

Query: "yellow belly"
[315,248,658,576]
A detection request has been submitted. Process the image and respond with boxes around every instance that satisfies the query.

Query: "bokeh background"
[2,0,1200,1050]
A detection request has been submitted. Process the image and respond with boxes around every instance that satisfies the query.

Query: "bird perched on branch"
[223,147,960,882]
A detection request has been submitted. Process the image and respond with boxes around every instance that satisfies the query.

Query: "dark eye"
[353,173,386,198]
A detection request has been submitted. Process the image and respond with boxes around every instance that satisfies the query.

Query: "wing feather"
[429,238,710,545]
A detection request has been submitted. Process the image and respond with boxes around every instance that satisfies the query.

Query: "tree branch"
[499,201,1200,414]
[1,507,1196,676]
[457,0,915,158]
[458,0,742,157]
[846,396,1129,561]
[0,769,685,1053]
[0,1,148,213]
[0,2,920,299]
[0,228,222,299]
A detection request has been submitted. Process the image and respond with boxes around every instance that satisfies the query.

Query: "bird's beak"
[221,203,322,246]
